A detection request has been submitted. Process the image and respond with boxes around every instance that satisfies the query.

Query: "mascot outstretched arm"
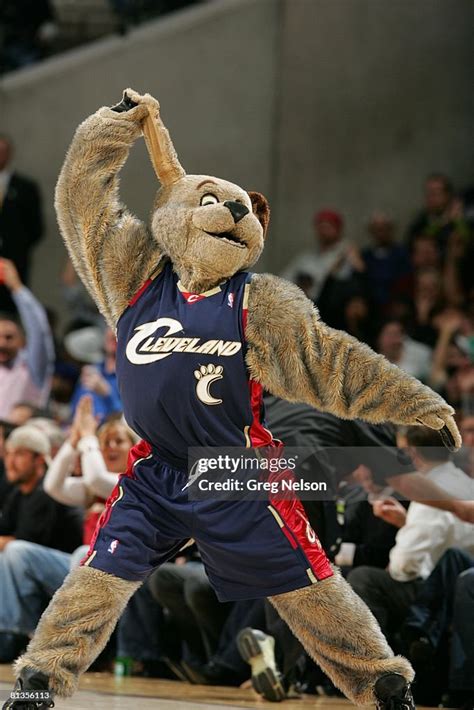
[246,274,459,442]
[4,89,462,710]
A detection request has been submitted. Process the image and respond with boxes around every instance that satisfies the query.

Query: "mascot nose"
[224,201,249,224]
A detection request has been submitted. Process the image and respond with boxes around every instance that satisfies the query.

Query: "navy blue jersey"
[116,260,272,469]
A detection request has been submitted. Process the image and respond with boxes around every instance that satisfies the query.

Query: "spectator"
[28,417,66,457]
[315,244,367,330]
[0,425,82,552]
[7,402,49,426]
[362,212,410,309]
[0,136,43,302]
[430,310,474,410]
[48,362,79,425]
[400,548,474,707]
[406,173,468,253]
[348,426,474,637]
[281,209,350,301]
[410,233,441,271]
[0,259,54,419]
[185,598,267,688]
[374,319,432,380]
[0,420,15,508]
[44,397,131,548]
[66,327,121,420]
[340,294,372,342]
[149,556,232,673]
[0,402,134,662]
[449,567,474,709]
[335,468,406,572]
[410,267,444,347]
[442,231,472,308]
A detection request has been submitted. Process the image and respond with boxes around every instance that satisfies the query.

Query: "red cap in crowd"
[314,209,344,231]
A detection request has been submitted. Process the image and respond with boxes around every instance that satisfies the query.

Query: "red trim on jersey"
[269,480,333,581]
[242,298,274,447]
[81,440,152,564]
[180,291,207,304]
[248,379,274,447]
[128,279,152,306]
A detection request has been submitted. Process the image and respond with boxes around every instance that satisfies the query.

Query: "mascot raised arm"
[4,89,461,710]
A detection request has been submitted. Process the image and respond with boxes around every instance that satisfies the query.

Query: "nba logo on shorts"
[108,539,119,554]
[228,293,234,308]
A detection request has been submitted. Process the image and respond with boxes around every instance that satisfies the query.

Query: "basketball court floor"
[0,665,439,709]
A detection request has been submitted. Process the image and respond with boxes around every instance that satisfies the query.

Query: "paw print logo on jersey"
[194,364,224,405]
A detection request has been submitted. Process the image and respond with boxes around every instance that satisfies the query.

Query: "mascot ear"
[248,191,270,238]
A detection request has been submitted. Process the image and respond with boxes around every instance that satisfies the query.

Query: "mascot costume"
[3,89,462,710]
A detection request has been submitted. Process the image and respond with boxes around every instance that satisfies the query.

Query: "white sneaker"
[237,627,286,702]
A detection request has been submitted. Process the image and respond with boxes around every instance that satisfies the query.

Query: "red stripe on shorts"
[269,478,333,581]
[81,439,152,565]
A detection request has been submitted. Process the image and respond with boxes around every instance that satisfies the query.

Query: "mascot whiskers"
[4,89,461,710]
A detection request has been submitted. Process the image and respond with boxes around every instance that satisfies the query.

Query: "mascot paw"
[416,412,461,452]
[106,88,158,123]
[122,88,160,117]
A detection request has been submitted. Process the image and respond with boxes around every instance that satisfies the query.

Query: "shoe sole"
[237,628,286,703]
[161,657,194,684]
[179,660,211,686]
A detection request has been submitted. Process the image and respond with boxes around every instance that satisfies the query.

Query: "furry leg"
[14,566,140,697]
[269,570,414,706]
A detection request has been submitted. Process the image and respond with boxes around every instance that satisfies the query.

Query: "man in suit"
[0,134,43,311]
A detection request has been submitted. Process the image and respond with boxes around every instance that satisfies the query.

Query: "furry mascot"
[4,89,462,710]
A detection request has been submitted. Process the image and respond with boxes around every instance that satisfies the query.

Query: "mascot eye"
[200,193,219,206]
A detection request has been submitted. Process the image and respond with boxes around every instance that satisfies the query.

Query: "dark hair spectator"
[362,211,411,309]
[0,260,54,419]
[374,318,432,381]
[0,136,43,310]
[405,425,450,462]
[406,173,469,255]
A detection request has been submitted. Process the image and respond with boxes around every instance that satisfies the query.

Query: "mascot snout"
[224,200,249,223]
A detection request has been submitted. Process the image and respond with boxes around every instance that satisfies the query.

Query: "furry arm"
[55,102,161,326]
[245,274,461,448]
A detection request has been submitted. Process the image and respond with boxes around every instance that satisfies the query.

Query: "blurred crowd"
[283,173,474,408]
[0,131,473,709]
[0,0,202,75]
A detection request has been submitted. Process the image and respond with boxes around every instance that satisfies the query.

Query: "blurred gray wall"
[0,0,279,319]
[272,0,474,269]
[1,0,473,319]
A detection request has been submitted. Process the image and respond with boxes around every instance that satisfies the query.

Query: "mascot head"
[116,90,270,292]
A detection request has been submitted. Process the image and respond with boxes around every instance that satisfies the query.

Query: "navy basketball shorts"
[82,442,333,601]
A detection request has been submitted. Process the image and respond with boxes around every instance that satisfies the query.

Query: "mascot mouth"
[205,231,246,249]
